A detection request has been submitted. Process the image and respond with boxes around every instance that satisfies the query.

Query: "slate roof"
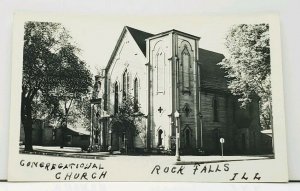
[126,26,154,56]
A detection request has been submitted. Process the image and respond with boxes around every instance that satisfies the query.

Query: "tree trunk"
[23,118,33,151]
[60,119,67,148]
[60,100,72,148]
[22,98,33,151]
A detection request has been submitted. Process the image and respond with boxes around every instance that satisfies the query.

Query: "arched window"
[212,95,218,122]
[156,51,165,93]
[181,45,191,90]
[122,69,129,98]
[114,82,119,114]
[134,78,139,112]
[232,100,236,122]
[158,129,163,146]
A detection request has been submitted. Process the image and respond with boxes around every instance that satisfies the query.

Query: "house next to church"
[89,26,272,155]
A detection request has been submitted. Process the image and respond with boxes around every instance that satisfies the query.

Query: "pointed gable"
[106,26,153,72]
[105,26,229,93]
[126,26,154,56]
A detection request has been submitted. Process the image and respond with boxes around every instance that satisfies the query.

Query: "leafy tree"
[66,95,92,130]
[22,21,92,151]
[219,23,271,129]
[110,94,143,152]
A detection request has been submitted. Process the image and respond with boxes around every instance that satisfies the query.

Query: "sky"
[60,15,237,76]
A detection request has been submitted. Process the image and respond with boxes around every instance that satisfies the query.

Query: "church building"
[90,26,272,155]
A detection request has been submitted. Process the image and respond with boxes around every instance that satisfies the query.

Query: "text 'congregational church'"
[90,26,272,155]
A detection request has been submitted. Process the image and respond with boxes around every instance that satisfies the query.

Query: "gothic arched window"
[122,69,129,98]
[134,77,139,112]
[181,45,191,90]
[156,51,165,93]
[114,82,119,114]
[212,95,218,122]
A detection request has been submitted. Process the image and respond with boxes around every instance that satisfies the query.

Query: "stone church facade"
[90,26,272,155]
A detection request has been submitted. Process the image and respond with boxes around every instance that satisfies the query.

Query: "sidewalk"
[20,146,111,159]
[19,145,274,165]
[33,146,83,153]
[175,155,273,165]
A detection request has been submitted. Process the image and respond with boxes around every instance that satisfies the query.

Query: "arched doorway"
[185,128,190,146]
[183,128,193,154]
[158,129,163,146]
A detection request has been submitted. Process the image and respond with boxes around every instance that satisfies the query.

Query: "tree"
[218,24,271,129]
[110,94,143,153]
[47,57,92,148]
[22,21,92,151]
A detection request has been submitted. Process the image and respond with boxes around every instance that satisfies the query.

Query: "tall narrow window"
[122,69,129,98]
[52,129,56,141]
[212,95,218,122]
[181,46,191,90]
[114,82,119,114]
[134,78,139,112]
[127,71,130,94]
[232,101,236,122]
[156,51,165,93]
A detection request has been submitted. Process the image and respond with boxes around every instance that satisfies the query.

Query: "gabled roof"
[105,26,153,72]
[198,48,228,92]
[126,26,154,56]
[105,26,229,93]
[146,29,200,41]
